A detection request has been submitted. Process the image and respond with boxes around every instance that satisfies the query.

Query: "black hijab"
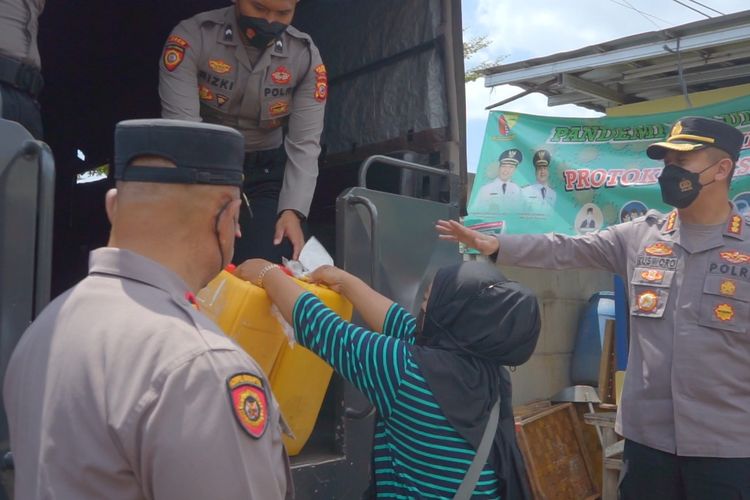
[408,261,541,499]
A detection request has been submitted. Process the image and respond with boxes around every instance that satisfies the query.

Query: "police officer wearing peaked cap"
[4,119,292,500]
[438,116,750,499]
[159,0,326,264]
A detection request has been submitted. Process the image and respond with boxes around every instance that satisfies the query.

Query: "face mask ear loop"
[214,199,233,273]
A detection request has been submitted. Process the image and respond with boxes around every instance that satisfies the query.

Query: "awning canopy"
[482,10,750,112]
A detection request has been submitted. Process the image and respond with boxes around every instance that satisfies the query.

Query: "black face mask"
[237,15,288,48]
[658,161,718,209]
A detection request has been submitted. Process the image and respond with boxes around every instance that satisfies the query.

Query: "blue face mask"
[658,161,719,209]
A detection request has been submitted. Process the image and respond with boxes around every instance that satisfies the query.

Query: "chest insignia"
[714,303,735,322]
[719,250,750,264]
[269,100,289,117]
[720,280,737,297]
[198,84,214,101]
[636,290,659,312]
[208,59,232,74]
[645,242,673,256]
[271,66,291,85]
[640,269,664,283]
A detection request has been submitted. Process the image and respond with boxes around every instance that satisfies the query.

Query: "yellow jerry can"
[197,269,353,456]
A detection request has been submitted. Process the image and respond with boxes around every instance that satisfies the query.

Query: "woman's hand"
[310,265,346,292]
[234,258,275,285]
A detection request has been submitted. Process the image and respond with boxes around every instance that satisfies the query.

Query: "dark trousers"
[619,439,750,500]
[0,82,43,139]
[233,146,307,264]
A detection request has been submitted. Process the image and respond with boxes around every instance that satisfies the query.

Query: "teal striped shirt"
[293,293,501,499]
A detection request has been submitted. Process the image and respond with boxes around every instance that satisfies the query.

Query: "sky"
[461,0,749,171]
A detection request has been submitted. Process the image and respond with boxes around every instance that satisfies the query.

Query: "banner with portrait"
[465,95,750,237]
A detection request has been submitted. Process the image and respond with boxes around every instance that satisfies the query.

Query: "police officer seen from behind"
[0,0,46,139]
[438,117,750,499]
[3,120,291,499]
[159,0,325,263]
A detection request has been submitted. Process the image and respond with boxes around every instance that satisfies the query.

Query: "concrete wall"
[498,266,614,405]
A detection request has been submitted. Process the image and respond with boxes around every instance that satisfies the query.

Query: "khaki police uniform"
[3,248,292,499]
[495,207,750,458]
[158,7,325,236]
[0,0,45,138]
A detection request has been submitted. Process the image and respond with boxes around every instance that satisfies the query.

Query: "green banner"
[466,95,750,237]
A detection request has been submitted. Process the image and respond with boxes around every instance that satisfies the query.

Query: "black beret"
[114,119,245,187]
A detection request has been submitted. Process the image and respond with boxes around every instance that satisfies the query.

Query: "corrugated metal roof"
[481,10,750,112]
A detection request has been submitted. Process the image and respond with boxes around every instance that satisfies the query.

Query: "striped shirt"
[293,293,501,499]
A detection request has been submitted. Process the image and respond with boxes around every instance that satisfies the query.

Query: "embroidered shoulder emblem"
[313,64,327,102]
[227,373,269,439]
[162,35,188,72]
[645,242,673,256]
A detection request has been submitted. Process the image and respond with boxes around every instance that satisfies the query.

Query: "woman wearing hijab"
[235,259,541,499]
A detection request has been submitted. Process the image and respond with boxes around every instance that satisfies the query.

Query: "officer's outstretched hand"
[435,219,500,256]
[275,210,305,260]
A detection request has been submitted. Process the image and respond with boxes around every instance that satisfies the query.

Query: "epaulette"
[644,208,667,223]
[193,7,228,27]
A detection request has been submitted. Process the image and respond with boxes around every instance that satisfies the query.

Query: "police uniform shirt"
[522,183,556,207]
[494,207,750,458]
[0,0,45,68]
[475,178,522,211]
[3,248,292,499]
[158,6,326,217]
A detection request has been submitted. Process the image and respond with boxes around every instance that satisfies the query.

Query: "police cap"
[114,119,245,187]
[532,150,550,167]
[499,148,523,167]
[647,116,744,161]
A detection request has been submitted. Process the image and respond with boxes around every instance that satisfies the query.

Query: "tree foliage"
[463,33,506,82]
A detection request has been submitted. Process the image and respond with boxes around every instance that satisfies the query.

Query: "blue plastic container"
[570,291,616,386]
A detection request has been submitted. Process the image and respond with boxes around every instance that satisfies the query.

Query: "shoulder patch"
[313,64,327,102]
[227,372,268,439]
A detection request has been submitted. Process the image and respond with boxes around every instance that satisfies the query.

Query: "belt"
[0,54,44,98]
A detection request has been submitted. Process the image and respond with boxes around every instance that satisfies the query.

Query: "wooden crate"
[515,403,599,500]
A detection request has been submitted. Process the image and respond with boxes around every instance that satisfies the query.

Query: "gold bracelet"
[255,264,279,288]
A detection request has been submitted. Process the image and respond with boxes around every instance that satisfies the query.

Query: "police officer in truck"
[159,0,326,263]
[0,0,45,139]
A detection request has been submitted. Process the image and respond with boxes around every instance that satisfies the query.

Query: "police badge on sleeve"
[227,372,269,439]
